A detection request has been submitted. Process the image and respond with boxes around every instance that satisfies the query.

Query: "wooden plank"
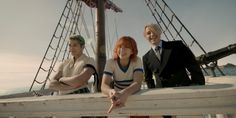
[0,77,236,117]
[0,89,55,99]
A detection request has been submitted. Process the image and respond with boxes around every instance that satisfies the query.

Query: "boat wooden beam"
[0,76,236,117]
[96,0,106,92]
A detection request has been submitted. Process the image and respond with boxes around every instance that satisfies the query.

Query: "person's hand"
[48,79,60,90]
[107,89,121,113]
[49,79,59,84]
[107,90,128,113]
[116,90,129,107]
[58,77,71,86]
[107,101,125,113]
[108,89,119,103]
[58,77,66,82]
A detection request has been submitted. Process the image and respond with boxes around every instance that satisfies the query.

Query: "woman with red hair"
[101,36,144,113]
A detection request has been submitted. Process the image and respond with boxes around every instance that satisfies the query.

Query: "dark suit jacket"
[143,40,205,88]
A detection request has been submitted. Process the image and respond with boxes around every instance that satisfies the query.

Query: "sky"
[0,0,235,95]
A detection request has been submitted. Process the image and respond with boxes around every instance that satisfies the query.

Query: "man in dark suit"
[142,24,205,118]
[143,23,205,89]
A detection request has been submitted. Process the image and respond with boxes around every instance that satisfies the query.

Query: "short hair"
[69,35,85,46]
[113,36,138,61]
[144,23,162,37]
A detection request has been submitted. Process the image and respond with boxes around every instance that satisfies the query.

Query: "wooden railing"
[0,76,236,118]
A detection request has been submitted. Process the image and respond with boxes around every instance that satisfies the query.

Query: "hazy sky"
[0,0,235,95]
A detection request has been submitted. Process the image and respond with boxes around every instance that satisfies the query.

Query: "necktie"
[155,46,161,60]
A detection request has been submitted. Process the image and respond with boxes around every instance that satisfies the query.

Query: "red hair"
[113,36,138,61]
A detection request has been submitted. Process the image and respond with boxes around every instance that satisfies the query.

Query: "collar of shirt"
[151,40,163,53]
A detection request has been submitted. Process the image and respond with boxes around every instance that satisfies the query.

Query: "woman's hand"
[108,89,119,102]
[117,90,129,106]
[107,90,128,113]
[108,101,125,113]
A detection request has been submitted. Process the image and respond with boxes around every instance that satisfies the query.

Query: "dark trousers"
[68,87,90,94]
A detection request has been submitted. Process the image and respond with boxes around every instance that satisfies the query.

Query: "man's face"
[69,40,83,57]
[145,27,161,46]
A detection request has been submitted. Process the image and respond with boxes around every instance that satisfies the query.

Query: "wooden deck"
[0,76,236,118]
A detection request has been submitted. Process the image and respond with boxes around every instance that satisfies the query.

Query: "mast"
[28,0,122,92]
[96,0,106,92]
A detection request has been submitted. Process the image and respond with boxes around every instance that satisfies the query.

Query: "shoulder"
[80,54,96,70]
[135,56,142,63]
[133,56,143,66]
[163,40,183,46]
[82,57,96,70]
[132,56,142,64]
[104,59,116,73]
[136,56,142,61]
[132,56,144,72]
[82,54,95,63]
[163,40,186,48]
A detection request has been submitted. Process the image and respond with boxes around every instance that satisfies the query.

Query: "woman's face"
[69,40,83,57]
[118,45,133,60]
[145,27,161,46]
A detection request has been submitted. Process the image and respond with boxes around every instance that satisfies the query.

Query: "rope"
[162,0,207,54]
[145,0,170,41]
[42,0,76,89]
[144,0,225,76]
[105,13,111,58]
[29,0,75,91]
[30,0,122,92]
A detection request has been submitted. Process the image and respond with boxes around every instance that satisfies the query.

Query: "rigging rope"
[145,0,208,53]
[144,0,215,76]
[40,0,76,90]
[29,0,126,92]
[29,0,73,92]
[144,0,227,76]
[29,0,84,91]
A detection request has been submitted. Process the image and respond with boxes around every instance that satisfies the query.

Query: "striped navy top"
[103,57,144,90]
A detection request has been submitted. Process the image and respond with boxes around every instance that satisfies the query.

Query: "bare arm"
[48,71,75,91]
[106,70,144,113]
[49,80,75,90]
[119,70,143,98]
[51,69,62,81]
[101,74,122,113]
[101,74,114,97]
[59,66,95,88]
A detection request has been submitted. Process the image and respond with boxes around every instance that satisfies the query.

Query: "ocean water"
[203,67,236,76]
[0,67,235,96]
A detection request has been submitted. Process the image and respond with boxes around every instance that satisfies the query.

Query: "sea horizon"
[1,66,236,96]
